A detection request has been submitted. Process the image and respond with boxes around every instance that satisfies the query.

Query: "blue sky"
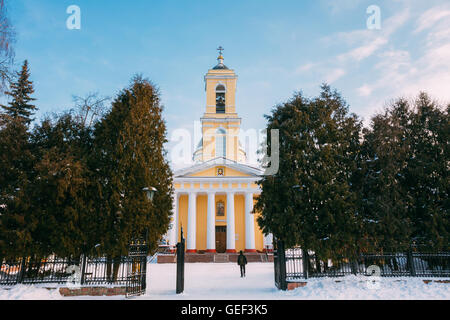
[6,0,450,164]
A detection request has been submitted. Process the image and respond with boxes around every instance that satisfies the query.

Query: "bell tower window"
[216,84,226,113]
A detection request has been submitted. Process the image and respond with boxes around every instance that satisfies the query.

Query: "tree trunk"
[112,256,121,282]
[106,255,113,282]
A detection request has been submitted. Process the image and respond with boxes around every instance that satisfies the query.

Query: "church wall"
[177,194,189,243]
[254,198,264,251]
[196,195,207,251]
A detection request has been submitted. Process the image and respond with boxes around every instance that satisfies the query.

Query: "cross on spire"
[217,46,224,56]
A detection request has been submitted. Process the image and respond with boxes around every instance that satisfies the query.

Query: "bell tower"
[193,48,246,163]
[204,46,239,116]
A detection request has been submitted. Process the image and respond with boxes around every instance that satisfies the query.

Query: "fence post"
[80,254,87,285]
[303,248,309,279]
[176,228,185,294]
[351,259,358,276]
[18,257,26,284]
[278,240,287,291]
[407,248,416,276]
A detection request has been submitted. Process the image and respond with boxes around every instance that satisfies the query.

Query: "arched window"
[216,84,226,113]
[216,128,226,158]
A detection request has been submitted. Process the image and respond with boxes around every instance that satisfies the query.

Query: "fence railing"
[274,240,450,289]
[0,255,133,286]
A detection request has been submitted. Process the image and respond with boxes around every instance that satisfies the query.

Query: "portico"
[168,159,266,253]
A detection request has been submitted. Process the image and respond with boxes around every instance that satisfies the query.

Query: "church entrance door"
[215,226,227,253]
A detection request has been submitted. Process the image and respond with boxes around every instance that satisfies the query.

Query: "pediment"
[174,157,263,178]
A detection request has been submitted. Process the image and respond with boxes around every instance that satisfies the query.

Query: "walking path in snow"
[1,263,449,300]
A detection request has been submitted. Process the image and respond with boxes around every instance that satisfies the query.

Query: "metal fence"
[0,255,133,286]
[274,240,450,289]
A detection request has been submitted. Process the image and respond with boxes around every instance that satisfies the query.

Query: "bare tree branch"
[72,92,111,127]
[0,0,15,94]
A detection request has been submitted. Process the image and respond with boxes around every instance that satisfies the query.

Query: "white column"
[169,193,179,251]
[226,192,236,253]
[206,192,216,252]
[245,192,256,252]
[187,192,197,253]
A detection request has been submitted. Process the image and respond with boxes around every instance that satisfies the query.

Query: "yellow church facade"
[165,51,273,254]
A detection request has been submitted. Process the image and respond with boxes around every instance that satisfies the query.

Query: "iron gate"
[126,238,148,297]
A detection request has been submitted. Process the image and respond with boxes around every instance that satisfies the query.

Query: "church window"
[216,128,226,158]
[216,84,226,113]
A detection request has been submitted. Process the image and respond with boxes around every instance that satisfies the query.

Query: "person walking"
[237,251,248,278]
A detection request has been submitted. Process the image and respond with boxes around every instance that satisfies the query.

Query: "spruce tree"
[359,99,413,252]
[0,116,34,259]
[359,93,449,252]
[27,113,98,257]
[0,61,37,258]
[93,75,173,262]
[406,93,449,250]
[1,60,37,125]
[255,85,362,261]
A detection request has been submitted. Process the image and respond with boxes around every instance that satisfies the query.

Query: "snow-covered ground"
[1,263,449,300]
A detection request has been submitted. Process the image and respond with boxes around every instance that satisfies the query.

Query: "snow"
[1,263,449,300]
[0,285,63,300]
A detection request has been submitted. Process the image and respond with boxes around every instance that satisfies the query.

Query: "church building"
[164,49,273,258]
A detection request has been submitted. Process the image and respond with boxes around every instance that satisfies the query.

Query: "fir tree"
[0,61,36,258]
[406,93,449,250]
[1,60,37,125]
[0,114,35,258]
[359,93,449,252]
[359,99,413,252]
[27,113,98,257]
[255,85,362,261]
[93,75,173,265]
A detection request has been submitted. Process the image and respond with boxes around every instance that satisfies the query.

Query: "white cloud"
[338,37,389,62]
[337,8,410,63]
[325,68,346,83]
[414,5,450,33]
[357,85,373,97]
[295,63,318,74]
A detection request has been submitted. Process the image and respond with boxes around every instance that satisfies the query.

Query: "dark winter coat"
[237,254,247,266]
